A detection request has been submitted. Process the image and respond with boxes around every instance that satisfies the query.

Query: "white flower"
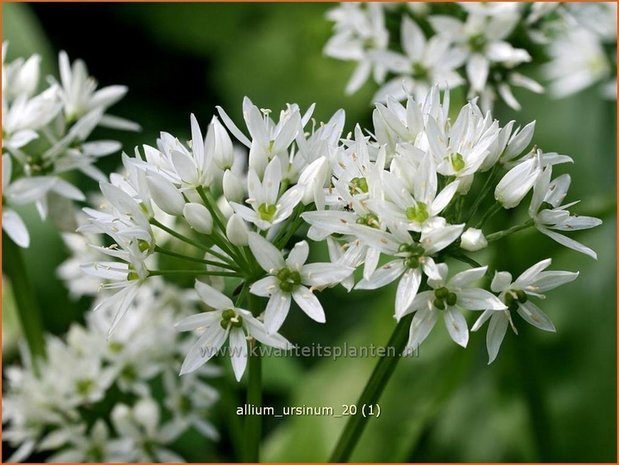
[353,221,465,319]
[528,164,602,259]
[404,263,506,349]
[324,3,389,94]
[2,154,57,247]
[176,281,293,379]
[472,259,578,363]
[460,227,487,251]
[231,157,303,230]
[372,16,465,102]
[217,97,306,176]
[226,213,249,246]
[248,233,352,333]
[543,27,613,98]
[183,202,213,234]
[429,7,531,93]
[495,153,542,208]
[56,51,129,124]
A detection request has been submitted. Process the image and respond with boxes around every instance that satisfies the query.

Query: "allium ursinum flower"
[352,221,465,319]
[249,233,353,334]
[371,16,466,102]
[231,157,303,230]
[80,89,601,377]
[325,3,618,108]
[323,2,389,94]
[176,281,293,379]
[1,43,137,248]
[472,259,578,363]
[528,164,603,259]
[543,2,617,99]
[4,270,221,462]
[403,263,506,349]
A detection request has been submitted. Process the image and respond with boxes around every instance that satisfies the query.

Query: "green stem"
[154,245,238,271]
[150,218,210,253]
[465,164,499,223]
[329,315,412,462]
[486,219,534,242]
[244,294,262,462]
[148,269,239,278]
[2,234,46,371]
[475,202,502,229]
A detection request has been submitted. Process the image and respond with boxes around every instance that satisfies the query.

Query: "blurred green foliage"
[3,3,616,462]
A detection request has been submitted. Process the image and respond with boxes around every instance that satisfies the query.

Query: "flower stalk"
[2,233,46,370]
[329,314,412,463]
[244,294,263,462]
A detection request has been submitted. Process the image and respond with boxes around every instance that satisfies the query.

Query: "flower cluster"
[324,2,617,110]
[79,88,600,376]
[2,43,138,248]
[3,261,220,462]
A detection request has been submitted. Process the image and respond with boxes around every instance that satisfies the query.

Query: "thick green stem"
[329,315,412,462]
[486,219,534,242]
[2,233,46,371]
[243,294,262,462]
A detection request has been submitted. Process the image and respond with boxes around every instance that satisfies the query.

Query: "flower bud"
[298,156,329,207]
[210,118,235,170]
[460,228,488,252]
[222,170,244,204]
[226,213,248,246]
[146,173,185,216]
[495,156,541,209]
[183,203,213,234]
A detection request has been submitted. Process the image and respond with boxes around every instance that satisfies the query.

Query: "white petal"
[175,312,221,331]
[301,263,352,287]
[243,312,293,349]
[491,271,513,293]
[286,240,309,268]
[248,232,285,272]
[530,271,578,293]
[229,328,248,381]
[516,301,556,332]
[421,223,464,254]
[406,307,438,351]
[146,174,184,216]
[486,312,509,363]
[264,291,292,334]
[249,276,278,297]
[180,325,228,375]
[444,308,469,347]
[3,209,30,248]
[515,258,551,286]
[355,259,405,290]
[395,268,421,320]
[466,54,489,92]
[457,288,507,311]
[195,281,233,310]
[448,266,487,289]
[292,286,326,323]
[539,227,597,259]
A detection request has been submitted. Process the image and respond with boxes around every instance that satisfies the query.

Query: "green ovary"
[449,153,465,172]
[405,202,429,223]
[258,203,277,222]
[349,176,369,195]
[276,268,301,292]
[220,308,244,329]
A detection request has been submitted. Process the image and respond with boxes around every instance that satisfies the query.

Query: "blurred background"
[3,2,616,462]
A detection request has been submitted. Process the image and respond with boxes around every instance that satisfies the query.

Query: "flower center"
[355,212,380,228]
[411,62,428,80]
[468,33,486,52]
[504,289,527,311]
[258,203,277,222]
[276,268,302,292]
[76,378,94,396]
[220,308,244,329]
[398,243,426,268]
[405,202,429,223]
[433,286,457,309]
[449,153,465,172]
[349,176,369,195]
